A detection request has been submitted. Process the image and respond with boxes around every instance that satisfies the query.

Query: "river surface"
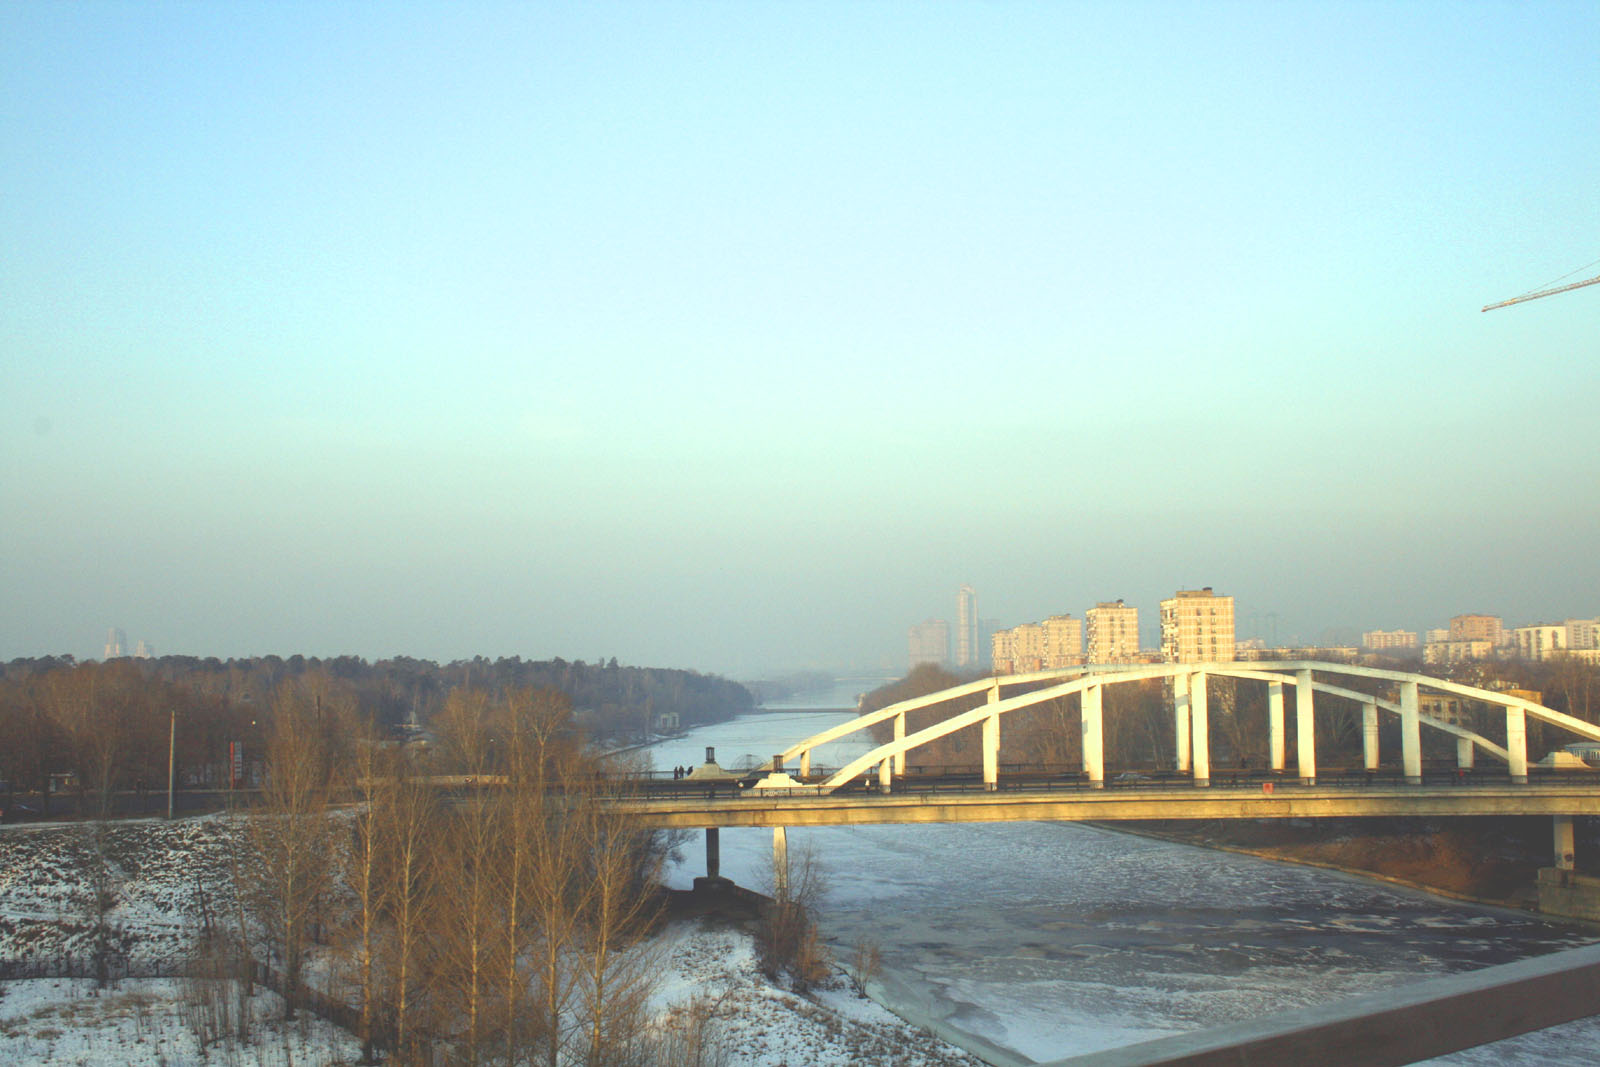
[646,707,1600,1065]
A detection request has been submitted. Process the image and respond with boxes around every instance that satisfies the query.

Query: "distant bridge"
[778,661,1600,792]
[614,662,1600,875]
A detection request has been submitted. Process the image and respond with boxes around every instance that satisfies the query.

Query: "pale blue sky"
[3,2,1596,675]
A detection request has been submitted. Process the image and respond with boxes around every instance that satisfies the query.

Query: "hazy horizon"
[4,3,1596,679]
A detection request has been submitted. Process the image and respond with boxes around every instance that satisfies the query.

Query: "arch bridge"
[778,660,1600,793]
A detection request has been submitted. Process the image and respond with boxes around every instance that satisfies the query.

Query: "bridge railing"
[606,764,1600,803]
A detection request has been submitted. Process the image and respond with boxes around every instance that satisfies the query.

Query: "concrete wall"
[1537,867,1600,923]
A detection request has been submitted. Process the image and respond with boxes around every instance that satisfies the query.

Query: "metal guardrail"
[1040,942,1600,1067]
[601,766,1600,803]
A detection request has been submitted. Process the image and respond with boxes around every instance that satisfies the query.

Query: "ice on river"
[653,710,1600,1065]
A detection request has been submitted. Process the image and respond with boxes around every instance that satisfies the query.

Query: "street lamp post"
[166,708,176,820]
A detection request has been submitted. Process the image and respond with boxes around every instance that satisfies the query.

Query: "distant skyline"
[4,3,1597,679]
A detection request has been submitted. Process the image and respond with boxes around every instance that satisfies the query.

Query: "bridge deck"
[615,783,1600,829]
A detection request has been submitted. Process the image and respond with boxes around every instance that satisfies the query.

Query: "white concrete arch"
[774,666,1090,776]
[791,661,1596,794]
[1212,668,1511,770]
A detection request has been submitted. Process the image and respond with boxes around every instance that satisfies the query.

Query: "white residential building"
[1087,600,1141,663]
[1160,588,1235,663]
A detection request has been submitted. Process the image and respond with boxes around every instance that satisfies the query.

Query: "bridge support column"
[1174,673,1191,774]
[1296,669,1316,785]
[773,826,789,894]
[894,712,907,775]
[1401,681,1422,784]
[1268,681,1286,772]
[1082,684,1104,788]
[799,749,810,777]
[1506,706,1528,784]
[1555,815,1576,870]
[1457,737,1475,770]
[705,828,720,881]
[1191,672,1210,787]
[1363,702,1380,772]
[878,758,892,793]
[983,707,1000,792]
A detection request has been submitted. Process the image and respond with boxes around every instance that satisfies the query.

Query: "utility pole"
[166,708,176,820]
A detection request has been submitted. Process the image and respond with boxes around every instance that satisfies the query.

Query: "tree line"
[0,654,754,815]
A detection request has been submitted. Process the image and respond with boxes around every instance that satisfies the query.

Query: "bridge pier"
[1363,701,1380,772]
[894,712,907,775]
[1507,707,1528,784]
[1296,669,1316,785]
[878,758,892,793]
[774,825,789,894]
[1554,815,1575,870]
[1457,737,1475,770]
[1082,684,1104,788]
[1190,672,1210,787]
[1268,681,1286,772]
[705,827,720,879]
[1174,673,1191,774]
[799,749,810,777]
[1401,680,1422,784]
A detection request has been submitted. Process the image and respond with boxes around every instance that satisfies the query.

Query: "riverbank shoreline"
[1092,816,1600,927]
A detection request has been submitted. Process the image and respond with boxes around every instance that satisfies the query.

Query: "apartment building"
[1513,624,1568,661]
[1362,629,1417,651]
[1159,587,1235,663]
[1450,614,1506,646]
[1086,600,1140,663]
[1424,639,1493,666]
[1041,614,1084,668]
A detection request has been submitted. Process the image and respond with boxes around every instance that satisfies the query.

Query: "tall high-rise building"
[134,640,155,659]
[908,619,950,668]
[1086,600,1140,663]
[1041,614,1084,667]
[1160,588,1235,663]
[1450,614,1505,646]
[104,627,126,660]
[955,584,978,668]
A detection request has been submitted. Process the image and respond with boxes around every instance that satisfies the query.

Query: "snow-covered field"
[0,977,361,1066]
[0,924,982,1067]
[0,815,983,1066]
[0,815,240,966]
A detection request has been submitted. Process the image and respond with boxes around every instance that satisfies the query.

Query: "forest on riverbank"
[0,655,753,815]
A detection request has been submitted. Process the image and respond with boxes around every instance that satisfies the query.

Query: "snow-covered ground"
[0,814,983,1066]
[0,922,981,1067]
[0,977,361,1066]
[0,815,240,966]
[642,920,984,1066]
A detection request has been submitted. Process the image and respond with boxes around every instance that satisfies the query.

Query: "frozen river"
[646,708,1600,1065]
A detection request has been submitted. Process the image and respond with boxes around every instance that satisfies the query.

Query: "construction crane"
[1482,263,1600,311]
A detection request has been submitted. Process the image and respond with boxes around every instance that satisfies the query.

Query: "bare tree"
[245,681,339,1018]
[343,719,390,1064]
[576,758,664,1067]
[379,751,438,1063]
[431,689,502,1066]
[758,841,829,992]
